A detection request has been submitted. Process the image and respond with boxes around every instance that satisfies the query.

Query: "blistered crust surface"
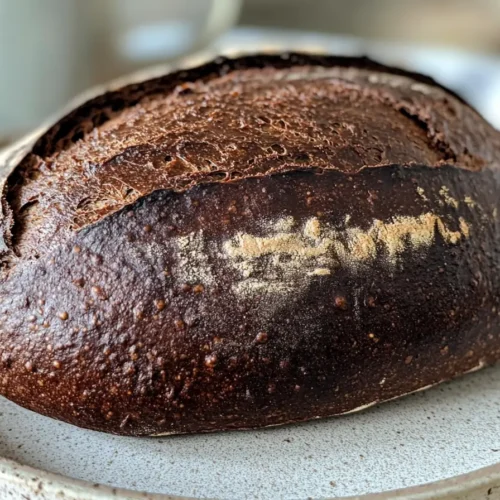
[1,166,499,435]
[1,54,500,436]
[3,54,500,261]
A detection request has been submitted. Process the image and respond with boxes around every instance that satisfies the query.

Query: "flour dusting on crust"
[223,213,470,298]
[174,231,215,286]
[170,213,470,303]
[439,186,459,208]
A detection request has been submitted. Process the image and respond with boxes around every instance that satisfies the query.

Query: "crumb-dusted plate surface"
[1,365,499,500]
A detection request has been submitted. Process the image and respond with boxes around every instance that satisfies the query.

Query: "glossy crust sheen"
[0,54,499,436]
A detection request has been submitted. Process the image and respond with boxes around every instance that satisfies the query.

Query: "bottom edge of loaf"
[150,359,489,437]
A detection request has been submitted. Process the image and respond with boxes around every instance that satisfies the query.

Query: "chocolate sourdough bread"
[0,54,499,436]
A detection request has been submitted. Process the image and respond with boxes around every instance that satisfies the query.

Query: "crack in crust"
[2,53,500,264]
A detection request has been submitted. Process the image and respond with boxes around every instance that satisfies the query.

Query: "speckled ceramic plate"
[1,35,500,500]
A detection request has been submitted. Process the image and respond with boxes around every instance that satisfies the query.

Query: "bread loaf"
[1,54,499,436]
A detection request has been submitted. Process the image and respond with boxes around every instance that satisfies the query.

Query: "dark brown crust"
[0,54,499,436]
[3,53,500,262]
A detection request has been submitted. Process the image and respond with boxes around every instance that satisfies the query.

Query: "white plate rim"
[1,455,500,500]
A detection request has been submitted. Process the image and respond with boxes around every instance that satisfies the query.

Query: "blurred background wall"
[1,0,500,143]
[241,0,500,53]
